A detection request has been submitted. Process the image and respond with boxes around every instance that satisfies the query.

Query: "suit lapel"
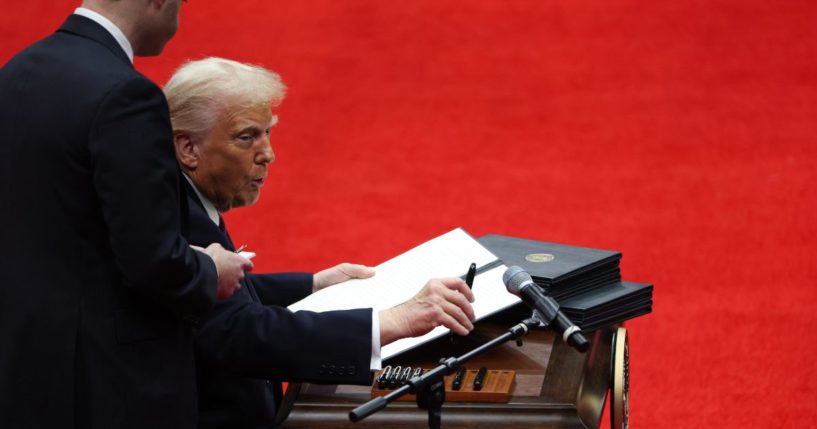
[180,178,233,251]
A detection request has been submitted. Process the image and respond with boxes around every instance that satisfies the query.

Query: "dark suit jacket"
[0,16,218,429]
[181,181,374,429]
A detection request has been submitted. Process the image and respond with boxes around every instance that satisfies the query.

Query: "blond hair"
[164,57,286,138]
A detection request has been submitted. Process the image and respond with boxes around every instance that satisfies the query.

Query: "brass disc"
[610,327,629,429]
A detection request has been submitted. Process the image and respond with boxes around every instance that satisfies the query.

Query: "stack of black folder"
[559,281,653,332]
[478,234,652,332]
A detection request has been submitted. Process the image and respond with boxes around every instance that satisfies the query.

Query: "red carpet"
[3,1,816,426]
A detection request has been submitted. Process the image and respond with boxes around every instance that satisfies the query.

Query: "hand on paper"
[192,243,253,299]
[378,277,476,345]
[313,262,376,292]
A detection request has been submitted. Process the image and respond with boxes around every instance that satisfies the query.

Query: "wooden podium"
[276,310,617,429]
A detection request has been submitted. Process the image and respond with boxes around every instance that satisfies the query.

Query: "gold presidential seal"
[525,253,555,263]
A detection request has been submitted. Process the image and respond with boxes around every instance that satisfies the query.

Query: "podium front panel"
[278,314,615,429]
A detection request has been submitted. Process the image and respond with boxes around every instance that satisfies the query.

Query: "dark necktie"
[217,216,235,250]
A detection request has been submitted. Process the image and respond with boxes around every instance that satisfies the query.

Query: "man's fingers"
[337,263,375,279]
[421,278,476,333]
[240,256,254,272]
[425,278,475,320]
[313,262,374,292]
[205,242,225,251]
[437,277,475,302]
[437,311,470,336]
[217,281,241,299]
[438,299,474,332]
[439,287,476,322]
[222,251,252,272]
[211,248,250,300]
[380,277,479,342]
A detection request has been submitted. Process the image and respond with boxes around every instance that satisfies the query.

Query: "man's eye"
[237,134,254,143]
[265,128,271,136]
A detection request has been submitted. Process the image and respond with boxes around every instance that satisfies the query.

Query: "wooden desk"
[278,312,615,429]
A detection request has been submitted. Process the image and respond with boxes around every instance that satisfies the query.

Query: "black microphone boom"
[503,266,590,353]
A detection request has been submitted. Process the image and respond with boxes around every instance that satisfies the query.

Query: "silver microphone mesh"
[503,265,532,295]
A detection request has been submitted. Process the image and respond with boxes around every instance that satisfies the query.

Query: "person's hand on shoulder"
[378,277,476,345]
[192,243,253,299]
[313,262,375,292]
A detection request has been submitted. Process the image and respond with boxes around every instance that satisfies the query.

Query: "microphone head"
[503,266,533,295]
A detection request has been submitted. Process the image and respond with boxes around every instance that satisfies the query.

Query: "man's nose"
[257,138,275,164]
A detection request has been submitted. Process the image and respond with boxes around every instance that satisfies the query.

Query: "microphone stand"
[349,317,542,429]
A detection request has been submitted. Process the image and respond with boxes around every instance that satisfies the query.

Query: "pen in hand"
[451,262,477,342]
[234,244,256,260]
[465,262,476,290]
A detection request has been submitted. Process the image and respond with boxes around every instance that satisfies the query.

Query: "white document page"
[287,228,521,360]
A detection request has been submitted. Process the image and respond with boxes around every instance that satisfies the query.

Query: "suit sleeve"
[195,280,374,385]
[251,272,313,306]
[88,76,217,318]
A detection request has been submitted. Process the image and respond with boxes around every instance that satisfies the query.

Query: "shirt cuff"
[370,308,382,371]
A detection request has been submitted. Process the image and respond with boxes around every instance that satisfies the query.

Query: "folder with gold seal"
[477,234,622,300]
[477,234,652,330]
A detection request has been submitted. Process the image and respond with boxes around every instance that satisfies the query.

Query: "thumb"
[338,263,375,279]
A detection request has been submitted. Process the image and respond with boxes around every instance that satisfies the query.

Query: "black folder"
[560,281,653,330]
[478,234,652,330]
[560,281,653,314]
[574,305,653,332]
[477,234,622,295]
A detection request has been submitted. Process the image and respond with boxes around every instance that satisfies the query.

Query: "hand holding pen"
[451,262,477,342]
[465,262,476,289]
[234,244,256,260]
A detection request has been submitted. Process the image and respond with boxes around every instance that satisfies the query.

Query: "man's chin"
[232,194,260,209]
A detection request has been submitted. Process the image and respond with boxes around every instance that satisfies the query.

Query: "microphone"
[503,266,590,353]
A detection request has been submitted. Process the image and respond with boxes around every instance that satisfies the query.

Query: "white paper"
[238,251,256,260]
[287,228,521,359]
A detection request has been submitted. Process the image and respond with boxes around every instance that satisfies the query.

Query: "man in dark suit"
[0,2,252,428]
[164,57,478,429]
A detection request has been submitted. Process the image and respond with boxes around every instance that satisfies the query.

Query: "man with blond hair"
[164,57,477,428]
[0,2,251,428]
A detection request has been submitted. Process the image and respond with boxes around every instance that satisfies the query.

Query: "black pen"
[465,262,476,289]
[473,366,488,391]
[451,366,467,391]
[451,262,478,343]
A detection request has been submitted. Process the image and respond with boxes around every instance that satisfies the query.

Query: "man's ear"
[174,133,199,169]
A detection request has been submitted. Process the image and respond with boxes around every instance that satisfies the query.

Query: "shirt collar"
[74,7,134,63]
[183,174,221,226]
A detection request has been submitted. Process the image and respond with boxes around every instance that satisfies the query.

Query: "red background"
[3,1,817,426]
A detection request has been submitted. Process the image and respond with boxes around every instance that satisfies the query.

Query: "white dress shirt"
[74,7,134,63]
